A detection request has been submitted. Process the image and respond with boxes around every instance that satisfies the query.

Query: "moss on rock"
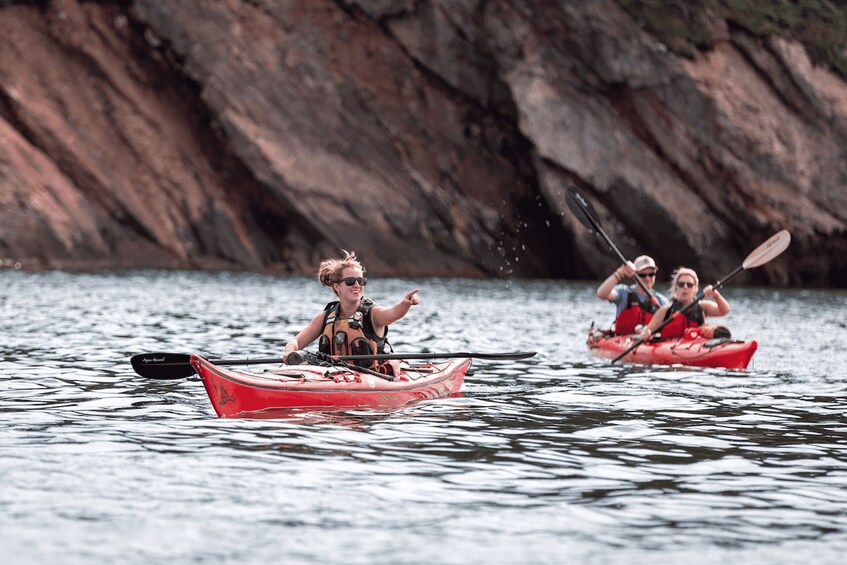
[617,0,847,77]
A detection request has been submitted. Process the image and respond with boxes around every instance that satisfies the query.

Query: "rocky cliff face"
[1,0,845,286]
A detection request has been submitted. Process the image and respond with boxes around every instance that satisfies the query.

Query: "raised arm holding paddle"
[567,186,666,335]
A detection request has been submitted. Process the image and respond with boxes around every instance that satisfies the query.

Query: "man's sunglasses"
[676,281,696,288]
[637,271,656,278]
[341,276,367,287]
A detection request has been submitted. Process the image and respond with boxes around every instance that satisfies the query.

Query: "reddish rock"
[0,0,844,286]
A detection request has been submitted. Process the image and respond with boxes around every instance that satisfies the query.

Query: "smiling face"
[332,266,366,302]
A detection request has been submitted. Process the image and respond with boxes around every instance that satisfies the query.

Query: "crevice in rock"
[727,22,823,129]
[116,3,326,268]
[603,83,747,245]
[332,0,571,277]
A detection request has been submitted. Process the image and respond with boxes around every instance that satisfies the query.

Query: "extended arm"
[370,289,420,335]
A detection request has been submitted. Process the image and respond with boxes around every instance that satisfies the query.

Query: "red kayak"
[586,330,758,369]
[190,354,471,417]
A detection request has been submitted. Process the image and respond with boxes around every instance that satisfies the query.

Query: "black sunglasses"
[340,276,367,287]
[676,281,696,288]
[637,271,656,278]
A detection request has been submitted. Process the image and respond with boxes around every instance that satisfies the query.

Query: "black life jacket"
[318,297,388,368]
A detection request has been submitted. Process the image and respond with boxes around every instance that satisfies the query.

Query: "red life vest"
[614,287,660,335]
[318,298,388,368]
[660,300,705,339]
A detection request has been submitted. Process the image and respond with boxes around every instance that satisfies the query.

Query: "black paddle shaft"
[131,350,537,379]
[566,187,657,303]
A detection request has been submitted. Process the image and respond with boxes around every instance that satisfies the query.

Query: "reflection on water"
[1,271,846,563]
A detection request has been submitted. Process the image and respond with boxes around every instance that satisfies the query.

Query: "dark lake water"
[1,271,846,563]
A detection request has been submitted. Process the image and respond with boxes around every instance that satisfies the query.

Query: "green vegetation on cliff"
[617,0,847,77]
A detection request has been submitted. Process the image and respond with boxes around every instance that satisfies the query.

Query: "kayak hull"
[587,331,757,369]
[190,354,471,417]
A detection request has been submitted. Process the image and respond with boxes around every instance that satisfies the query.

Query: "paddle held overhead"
[567,186,658,305]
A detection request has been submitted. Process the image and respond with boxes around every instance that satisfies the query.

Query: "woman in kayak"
[596,255,668,335]
[638,267,731,340]
[282,250,420,367]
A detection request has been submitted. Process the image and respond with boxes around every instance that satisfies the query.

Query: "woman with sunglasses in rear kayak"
[638,267,731,341]
[282,250,419,367]
[596,255,668,335]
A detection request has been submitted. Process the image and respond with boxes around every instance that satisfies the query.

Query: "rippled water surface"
[1,271,846,563]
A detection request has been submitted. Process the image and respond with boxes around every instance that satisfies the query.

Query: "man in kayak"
[638,266,731,340]
[596,255,668,335]
[282,250,420,368]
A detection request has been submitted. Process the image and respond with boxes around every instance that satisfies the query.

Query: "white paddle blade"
[743,229,791,269]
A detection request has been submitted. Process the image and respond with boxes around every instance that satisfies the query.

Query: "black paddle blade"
[566,186,601,233]
[130,353,195,379]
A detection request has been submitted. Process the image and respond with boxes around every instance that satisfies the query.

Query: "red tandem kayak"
[190,354,471,417]
[586,330,758,369]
